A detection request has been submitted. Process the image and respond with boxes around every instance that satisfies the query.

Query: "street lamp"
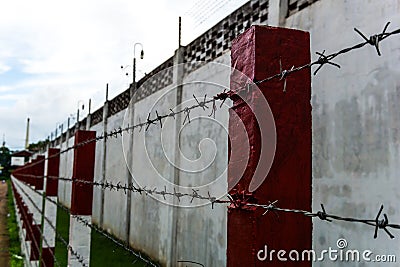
[133,43,144,90]
[59,122,64,139]
[76,100,85,126]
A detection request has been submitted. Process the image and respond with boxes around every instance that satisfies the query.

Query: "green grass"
[54,205,70,266]
[55,205,156,266]
[5,177,24,267]
[90,227,155,267]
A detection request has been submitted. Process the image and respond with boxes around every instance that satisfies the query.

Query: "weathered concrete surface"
[90,122,104,225]
[102,110,128,237]
[173,55,231,267]
[285,0,400,266]
[58,136,74,208]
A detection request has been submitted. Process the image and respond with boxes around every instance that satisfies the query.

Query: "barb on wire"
[182,107,191,125]
[354,22,391,56]
[279,59,294,92]
[193,94,209,111]
[313,50,341,75]
[145,113,155,131]
[246,200,400,239]
[155,110,163,128]
[208,98,217,118]
[169,108,176,119]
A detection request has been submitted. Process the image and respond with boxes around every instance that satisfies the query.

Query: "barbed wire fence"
[10,21,400,266]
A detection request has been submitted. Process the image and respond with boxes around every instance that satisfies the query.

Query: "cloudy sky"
[0,0,247,150]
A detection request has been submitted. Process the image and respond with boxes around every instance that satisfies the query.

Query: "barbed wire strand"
[14,173,400,239]
[15,173,230,208]
[12,180,86,267]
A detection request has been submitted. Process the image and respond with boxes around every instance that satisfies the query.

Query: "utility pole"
[25,118,30,149]
[179,16,182,47]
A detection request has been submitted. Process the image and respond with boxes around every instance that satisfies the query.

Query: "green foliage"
[6,179,24,267]
[54,206,70,266]
[27,140,49,152]
[0,146,11,175]
[90,228,154,267]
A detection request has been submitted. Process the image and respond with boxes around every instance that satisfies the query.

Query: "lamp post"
[59,123,64,142]
[133,42,144,92]
[76,100,85,128]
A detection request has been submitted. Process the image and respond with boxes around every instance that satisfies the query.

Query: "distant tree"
[28,140,49,152]
[0,145,11,175]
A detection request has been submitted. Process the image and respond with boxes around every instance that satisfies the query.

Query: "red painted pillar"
[70,131,95,215]
[33,155,45,190]
[68,130,96,266]
[46,148,60,196]
[30,225,42,261]
[25,161,32,185]
[42,148,60,267]
[227,26,312,266]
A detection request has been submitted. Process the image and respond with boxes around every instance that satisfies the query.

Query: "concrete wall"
[58,135,74,209]
[91,122,104,225]
[50,0,400,266]
[54,52,232,266]
[282,0,400,265]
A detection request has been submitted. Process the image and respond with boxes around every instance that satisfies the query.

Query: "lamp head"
[140,50,144,59]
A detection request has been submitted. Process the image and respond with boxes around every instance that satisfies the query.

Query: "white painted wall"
[284,0,400,266]
[58,136,74,208]
[102,110,128,237]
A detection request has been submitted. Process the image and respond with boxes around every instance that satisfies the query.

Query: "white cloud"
[0,63,10,74]
[0,86,12,93]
